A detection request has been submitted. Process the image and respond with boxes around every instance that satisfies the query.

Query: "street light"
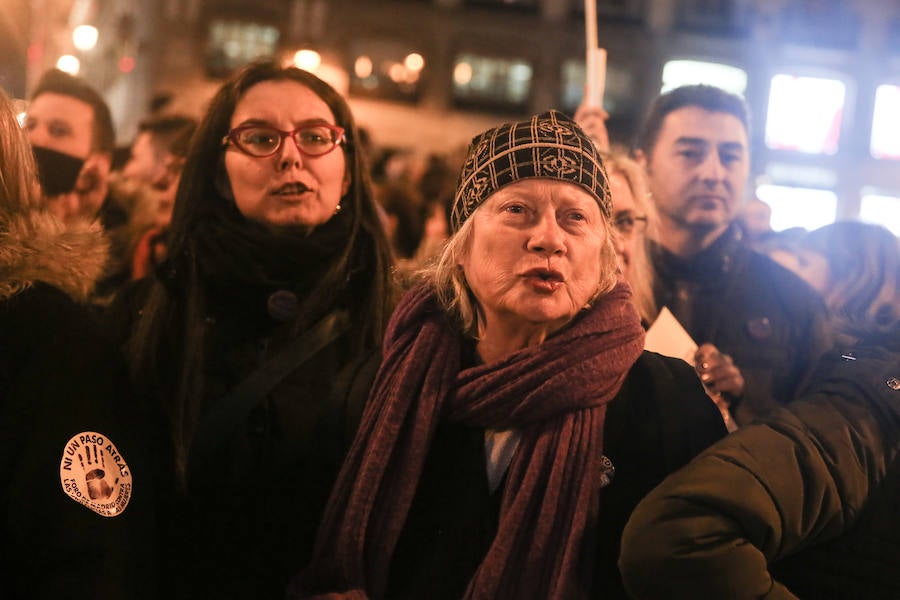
[404,52,424,72]
[293,49,321,72]
[56,55,81,75]
[72,25,99,51]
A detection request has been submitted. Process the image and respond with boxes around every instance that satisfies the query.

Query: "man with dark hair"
[24,68,120,228]
[122,114,196,192]
[120,114,196,279]
[635,84,830,424]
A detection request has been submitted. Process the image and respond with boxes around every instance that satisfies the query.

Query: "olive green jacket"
[619,340,900,599]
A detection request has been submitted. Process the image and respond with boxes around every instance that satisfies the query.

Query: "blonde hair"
[0,89,108,301]
[0,92,40,216]
[424,198,619,338]
[601,146,658,324]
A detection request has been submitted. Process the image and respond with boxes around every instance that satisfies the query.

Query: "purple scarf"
[294,281,645,599]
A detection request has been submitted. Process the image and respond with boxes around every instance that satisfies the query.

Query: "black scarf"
[187,204,355,330]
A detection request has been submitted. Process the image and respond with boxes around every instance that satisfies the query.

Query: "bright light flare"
[354,55,373,79]
[404,52,424,72]
[56,55,81,75]
[72,25,99,51]
[453,62,472,86]
[293,49,321,72]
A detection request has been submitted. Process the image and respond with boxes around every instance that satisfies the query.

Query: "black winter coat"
[0,283,157,599]
[652,224,832,424]
[107,280,380,600]
[385,350,728,599]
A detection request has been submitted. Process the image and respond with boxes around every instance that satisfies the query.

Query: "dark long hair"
[127,61,394,480]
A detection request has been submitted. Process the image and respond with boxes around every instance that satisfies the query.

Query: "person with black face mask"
[31,145,85,196]
[24,69,120,228]
[24,69,132,303]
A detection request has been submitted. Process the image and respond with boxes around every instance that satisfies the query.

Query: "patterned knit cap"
[451,109,610,232]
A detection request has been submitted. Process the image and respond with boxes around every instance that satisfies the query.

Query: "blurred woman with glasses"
[603,147,656,325]
[107,60,394,599]
[574,106,656,324]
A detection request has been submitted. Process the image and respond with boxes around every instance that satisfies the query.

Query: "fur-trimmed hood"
[0,209,109,303]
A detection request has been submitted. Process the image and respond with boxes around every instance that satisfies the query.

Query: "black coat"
[0,283,157,599]
[652,224,832,424]
[385,350,728,599]
[107,280,380,600]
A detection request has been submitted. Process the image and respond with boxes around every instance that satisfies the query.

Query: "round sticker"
[59,431,132,517]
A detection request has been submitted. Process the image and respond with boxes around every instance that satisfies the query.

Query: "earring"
[334,203,342,214]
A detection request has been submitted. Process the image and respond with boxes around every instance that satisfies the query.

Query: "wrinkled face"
[645,106,749,236]
[24,93,94,159]
[224,80,348,229]
[609,170,638,280]
[460,179,607,335]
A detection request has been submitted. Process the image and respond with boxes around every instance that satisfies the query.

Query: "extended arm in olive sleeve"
[618,386,897,600]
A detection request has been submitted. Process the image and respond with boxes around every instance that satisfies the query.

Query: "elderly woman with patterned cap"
[291,111,727,600]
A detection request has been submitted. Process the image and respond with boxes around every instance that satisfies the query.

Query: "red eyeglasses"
[222,123,346,158]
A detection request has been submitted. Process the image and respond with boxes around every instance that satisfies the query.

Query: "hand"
[46,159,109,225]
[573,103,610,152]
[73,157,109,221]
[694,343,745,400]
[78,443,119,501]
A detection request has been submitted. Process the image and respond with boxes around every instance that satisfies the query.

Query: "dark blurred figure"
[412,151,460,267]
[0,87,158,600]
[122,114,196,191]
[377,181,426,261]
[115,114,196,279]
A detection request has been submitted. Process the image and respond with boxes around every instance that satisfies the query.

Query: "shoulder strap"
[187,310,350,478]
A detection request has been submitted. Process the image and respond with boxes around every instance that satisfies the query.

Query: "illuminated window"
[452,54,532,110]
[206,20,279,78]
[756,184,837,231]
[871,84,900,160]
[765,74,846,155]
[348,40,424,103]
[660,60,747,96]
[860,192,900,235]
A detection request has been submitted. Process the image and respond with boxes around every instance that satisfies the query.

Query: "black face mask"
[32,145,85,196]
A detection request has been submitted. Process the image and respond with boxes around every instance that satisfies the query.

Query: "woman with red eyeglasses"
[106,60,394,599]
